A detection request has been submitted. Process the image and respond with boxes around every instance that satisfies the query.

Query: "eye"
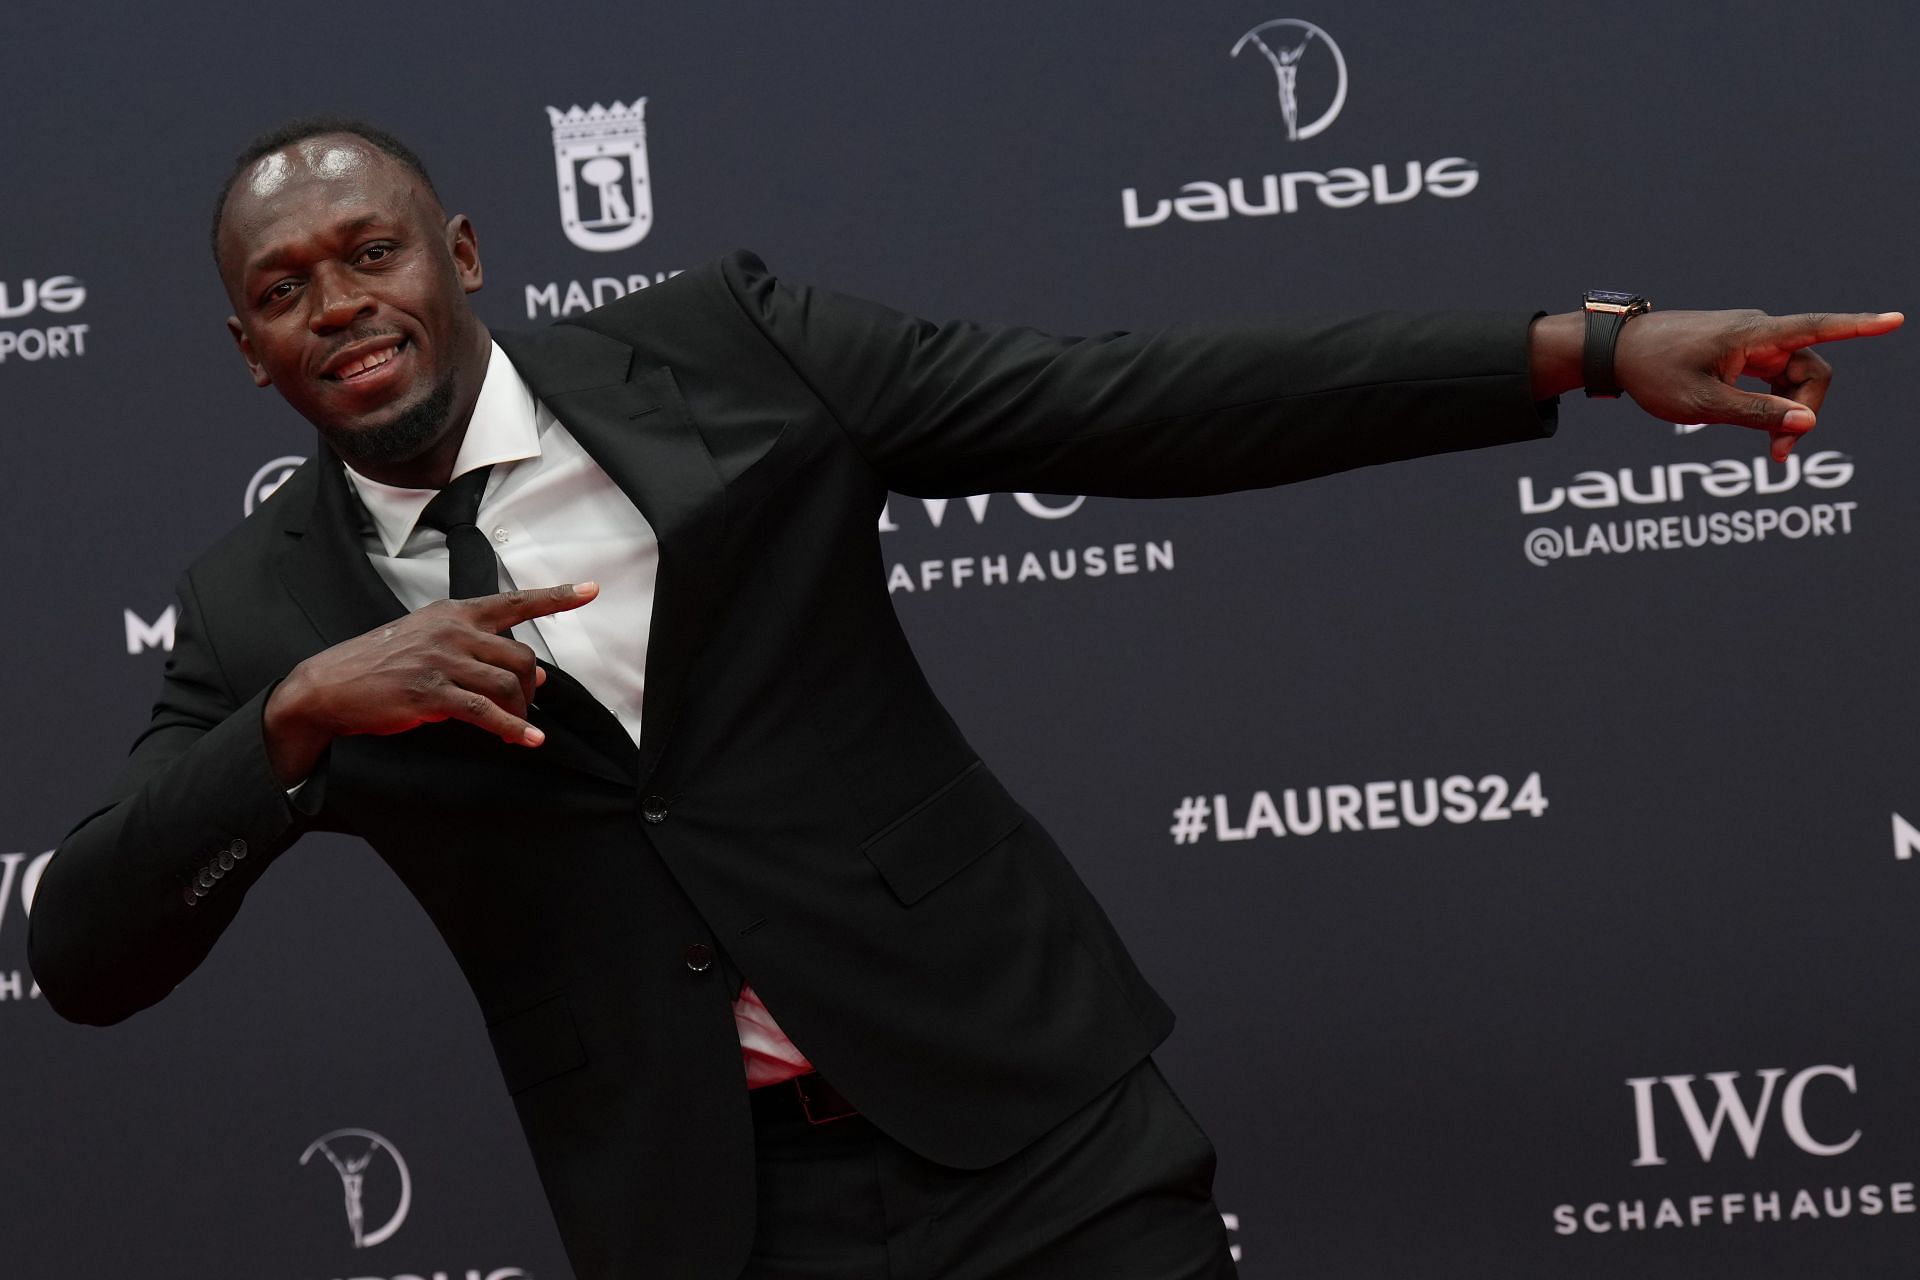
[356,242,397,265]
[262,279,299,305]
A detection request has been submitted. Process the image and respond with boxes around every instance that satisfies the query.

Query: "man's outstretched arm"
[718,251,1900,496]
[1528,308,1904,462]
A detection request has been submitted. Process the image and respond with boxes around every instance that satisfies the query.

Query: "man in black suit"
[27,119,1901,1280]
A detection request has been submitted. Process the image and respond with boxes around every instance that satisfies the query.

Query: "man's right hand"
[262,582,600,786]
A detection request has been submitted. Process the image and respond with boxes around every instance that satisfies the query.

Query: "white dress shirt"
[343,340,813,1089]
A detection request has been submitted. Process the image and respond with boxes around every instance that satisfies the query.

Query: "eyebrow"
[245,213,390,279]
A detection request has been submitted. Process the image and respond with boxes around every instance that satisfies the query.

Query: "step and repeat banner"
[4,2,1917,1277]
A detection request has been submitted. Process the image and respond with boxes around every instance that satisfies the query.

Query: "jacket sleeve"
[28,569,317,1025]
[716,249,1557,499]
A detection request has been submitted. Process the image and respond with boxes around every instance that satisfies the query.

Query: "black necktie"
[418,465,498,601]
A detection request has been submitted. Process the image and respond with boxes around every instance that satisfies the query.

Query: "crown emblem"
[546,99,648,142]
[545,97,654,252]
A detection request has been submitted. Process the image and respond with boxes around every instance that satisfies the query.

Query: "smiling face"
[217,134,490,485]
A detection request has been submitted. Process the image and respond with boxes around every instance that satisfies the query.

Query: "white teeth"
[337,345,398,379]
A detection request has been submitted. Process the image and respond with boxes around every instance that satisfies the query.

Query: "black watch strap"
[1582,290,1651,398]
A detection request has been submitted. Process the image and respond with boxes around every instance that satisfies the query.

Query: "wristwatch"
[1583,289,1652,398]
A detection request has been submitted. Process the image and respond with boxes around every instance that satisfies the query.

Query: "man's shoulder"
[562,249,771,342]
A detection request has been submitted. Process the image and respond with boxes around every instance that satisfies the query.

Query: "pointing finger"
[473,582,599,630]
[1767,310,1904,350]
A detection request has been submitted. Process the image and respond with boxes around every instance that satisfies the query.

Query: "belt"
[750,1071,861,1127]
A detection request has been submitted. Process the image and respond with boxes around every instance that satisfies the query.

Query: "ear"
[226,316,272,388]
[447,214,483,294]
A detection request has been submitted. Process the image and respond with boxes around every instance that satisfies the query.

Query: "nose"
[307,261,373,333]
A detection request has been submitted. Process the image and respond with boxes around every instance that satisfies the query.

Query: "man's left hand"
[1529,309,1904,461]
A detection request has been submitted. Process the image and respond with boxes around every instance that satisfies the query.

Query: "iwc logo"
[1230,19,1347,140]
[301,1128,413,1248]
[546,100,654,252]
[245,455,306,516]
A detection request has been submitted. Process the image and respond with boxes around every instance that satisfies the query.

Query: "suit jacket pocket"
[861,761,1026,906]
[485,992,589,1095]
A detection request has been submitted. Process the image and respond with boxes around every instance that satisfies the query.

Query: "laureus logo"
[1231,19,1348,141]
[245,455,305,516]
[300,1128,413,1248]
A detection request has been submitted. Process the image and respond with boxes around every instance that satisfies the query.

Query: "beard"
[322,370,458,470]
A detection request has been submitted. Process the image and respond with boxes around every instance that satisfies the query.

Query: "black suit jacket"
[30,251,1555,1279]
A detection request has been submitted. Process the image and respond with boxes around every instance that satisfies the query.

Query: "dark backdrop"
[4,3,1917,1277]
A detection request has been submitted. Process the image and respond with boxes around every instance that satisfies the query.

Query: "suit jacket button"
[182,886,200,907]
[642,797,670,824]
[684,943,714,973]
[229,838,248,860]
[197,870,215,889]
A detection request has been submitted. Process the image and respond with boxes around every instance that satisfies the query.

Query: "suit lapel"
[278,445,408,644]
[276,424,636,790]
[494,324,728,787]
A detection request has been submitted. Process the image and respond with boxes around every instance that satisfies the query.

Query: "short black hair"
[210,116,438,258]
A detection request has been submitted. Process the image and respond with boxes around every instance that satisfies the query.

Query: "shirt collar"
[343,339,542,557]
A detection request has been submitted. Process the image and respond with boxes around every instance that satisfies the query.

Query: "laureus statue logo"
[300,1128,413,1248]
[244,454,305,516]
[1231,19,1348,141]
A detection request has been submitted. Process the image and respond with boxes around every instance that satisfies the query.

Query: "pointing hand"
[262,582,599,785]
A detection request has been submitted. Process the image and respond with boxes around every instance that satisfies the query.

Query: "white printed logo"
[1552,1060,1912,1236]
[301,1128,412,1248]
[0,850,53,947]
[1514,450,1861,567]
[1231,19,1347,141]
[1121,20,1477,229]
[0,276,85,319]
[0,850,53,1006]
[1171,773,1546,846]
[245,455,306,516]
[547,100,654,253]
[879,493,1175,595]
[1894,813,1920,861]
[0,275,90,366]
[1628,1066,1861,1167]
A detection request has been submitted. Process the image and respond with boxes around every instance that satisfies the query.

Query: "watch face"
[1586,289,1642,306]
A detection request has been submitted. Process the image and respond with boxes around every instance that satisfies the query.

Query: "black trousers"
[741,1058,1237,1279]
